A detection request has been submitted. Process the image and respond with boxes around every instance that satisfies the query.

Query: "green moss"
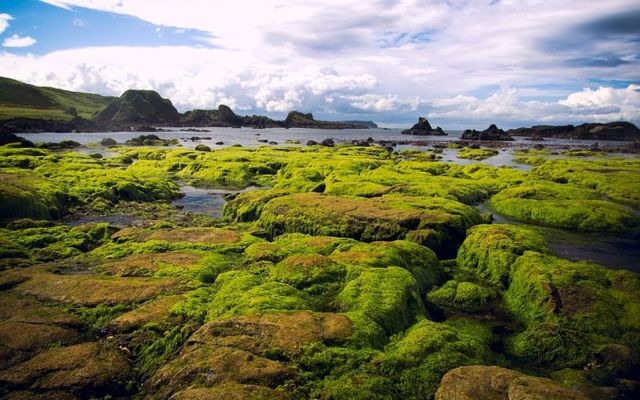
[205,270,311,320]
[505,251,640,368]
[337,266,425,343]
[253,192,481,258]
[0,170,67,220]
[75,303,133,330]
[489,180,637,231]
[531,158,640,207]
[456,224,549,287]
[244,233,355,263]
[330,240,443,295]
[426,279,498,313]
[457,147,499,160]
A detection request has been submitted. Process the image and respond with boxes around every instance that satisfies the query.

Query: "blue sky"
[0,0,639,128]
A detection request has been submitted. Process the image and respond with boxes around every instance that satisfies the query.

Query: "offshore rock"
[461,124,513,141]
[401,117,447,135]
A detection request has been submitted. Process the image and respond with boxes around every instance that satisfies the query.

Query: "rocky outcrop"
[401,117,447,135]
[435,366,592,400]
[461,124,513,141]
[0,131,34,147]
[0,117,99,135]
[341,120,378,128]
[284,111,367,129]
[507,121,640,141]
[95,89,180,124]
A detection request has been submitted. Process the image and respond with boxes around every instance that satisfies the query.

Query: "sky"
[0,0,639,128]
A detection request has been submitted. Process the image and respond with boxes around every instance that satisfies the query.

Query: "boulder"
[435,365,590,400]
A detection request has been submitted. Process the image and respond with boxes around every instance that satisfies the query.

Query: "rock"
[257,139,268,143]
[195,144,211,152]
[306,140,319,146]
[0,131,34,147]
[461,124,513,141]
[147,311,351,398]
[99,138,117,146]
[217,104,243,126]
[284,111,366,129]
[215,141,224,145]
[401,117,447,135]
[0,342,133,397]
[435,365,591,400]
[320,138,335,147]
[37,140,81,150]
[506,122,640,141]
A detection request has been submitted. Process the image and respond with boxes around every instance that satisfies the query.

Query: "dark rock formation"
[195,144,211,152]
[0,131,34,147]
[340,120,378,128]
[401,117,447,135]
[95,90,180,124]
[320,138,335,147]
[461,124,513,141]
[285,111,367,129]
[100,138,117,146]
[507,121,640,141]
[217,105,243,126]
[0,117,98,134]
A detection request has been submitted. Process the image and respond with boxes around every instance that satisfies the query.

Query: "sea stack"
[401,117,447,135]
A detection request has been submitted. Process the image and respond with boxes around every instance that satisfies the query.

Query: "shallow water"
[171,185,261,218]
[476,202,640,272]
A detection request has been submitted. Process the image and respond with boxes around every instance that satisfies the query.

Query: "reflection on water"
[172,185,261,218]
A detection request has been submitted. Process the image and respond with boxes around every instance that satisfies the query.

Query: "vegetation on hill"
[0,76,113,120]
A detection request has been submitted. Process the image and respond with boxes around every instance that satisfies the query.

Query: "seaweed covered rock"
[0,342,133,398]
[489,181,638,231]
[456,224,549,287]
[0,293,82,369]
[147,311,351,398]
[457,147,499,160]
[505,252,640,368]
[426,280,498,313]
[530,158,640,207]
[0,171,67,220]
[435,365,591,400]
[241,192,481,258]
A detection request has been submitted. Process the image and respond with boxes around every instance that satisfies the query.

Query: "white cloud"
[2,34,37,48]
[72,18,88,27]
[0,13,12,34]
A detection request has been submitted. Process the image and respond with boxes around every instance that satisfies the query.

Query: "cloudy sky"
[0,0,639,128]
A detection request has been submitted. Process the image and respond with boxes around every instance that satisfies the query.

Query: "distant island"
[0,77,376,133]
[1,76,639,141]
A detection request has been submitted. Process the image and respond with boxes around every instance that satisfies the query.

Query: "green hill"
[0,77,114,121]
[95,89,180,124]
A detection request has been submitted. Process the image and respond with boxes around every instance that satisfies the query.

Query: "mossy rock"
[0,342,133,398]
[252,192,480,258]
[337,266,425,345]
[330,240,444,295]
[0,171,67,220]
[456,224,549,287]
[147,311,350,398]
[489,180,638,231]
[0,293,82,369]
[435,365,591,400]
[426,279,498,313]
[12,268,182,307]
[457,147,499,160]
[505,251,640,368]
